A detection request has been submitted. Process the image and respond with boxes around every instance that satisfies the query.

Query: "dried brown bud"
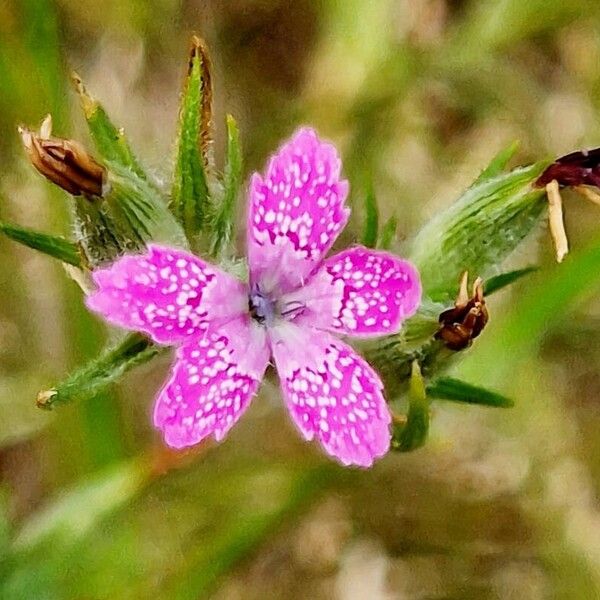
[435,272,489,351]
[19,115,106,197]
[536,148,600,189]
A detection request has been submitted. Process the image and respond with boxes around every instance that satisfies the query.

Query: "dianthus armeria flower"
[87,128,421,467]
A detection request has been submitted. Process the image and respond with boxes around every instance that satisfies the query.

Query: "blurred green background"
[1,0,600,598]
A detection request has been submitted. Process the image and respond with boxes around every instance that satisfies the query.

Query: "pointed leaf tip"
[72,72,147,180]
[427,377,514,408]
[171,38,213,242]
[392,361,430,452]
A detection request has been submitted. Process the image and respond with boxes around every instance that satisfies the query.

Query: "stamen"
[280,300,306,319]
[546,180,569,263]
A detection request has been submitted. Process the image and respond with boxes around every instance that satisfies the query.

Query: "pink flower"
[86,128,421,467]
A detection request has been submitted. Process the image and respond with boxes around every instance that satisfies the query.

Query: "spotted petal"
[270,323,391,467]
[247,127,350,295]
[154,317,270,448]
[285,246,421,336]
[87,244,247,345]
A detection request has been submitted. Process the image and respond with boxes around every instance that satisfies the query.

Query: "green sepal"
[106,162,188,250]
[171,38,212,242]
[37,333,163,410]
[210,115,242,258]
[73,73,147,179]
[484,266,537,296]
[72,197,127,266]
[0,221,81,267]
[364,298,443,398]
[410,161,549,302]
[392,361,430,452]
[377,214,398,250]
[472,140,520,185]
[426,377,514,408]
[360,185,379,248]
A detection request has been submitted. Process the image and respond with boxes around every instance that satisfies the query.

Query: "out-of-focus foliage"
[1,1,600,598]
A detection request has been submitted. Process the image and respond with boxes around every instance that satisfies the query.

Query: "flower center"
[249,287,306,326]
[249,290,276,326]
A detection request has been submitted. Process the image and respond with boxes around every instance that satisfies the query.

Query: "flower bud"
[435,272,488,351]
[19,115,106,197]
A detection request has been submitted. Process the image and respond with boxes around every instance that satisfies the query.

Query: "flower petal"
[154,317,270,448]
[247,127,350,294]
[270,323,391,467]
[284,246,421,336]
[87,244,247,345]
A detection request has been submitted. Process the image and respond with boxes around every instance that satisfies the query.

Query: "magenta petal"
[270,323,391,467]
[286,246,421,336]
[154,317,270,448]
[86,244,247,345]
[247,127,350,294]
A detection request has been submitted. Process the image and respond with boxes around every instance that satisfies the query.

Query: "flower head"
[86,128,421,467]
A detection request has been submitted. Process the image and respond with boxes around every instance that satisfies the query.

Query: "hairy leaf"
[37,333,163,410]
[410,161,548,301]
[72,73,147,179]
[171,37,212,241]
[0,222,81,266]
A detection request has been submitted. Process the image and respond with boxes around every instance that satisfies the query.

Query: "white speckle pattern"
[154,318,269,447]
[322,247,421,335]
[284,246,421,337]
[271,325,391,467]
[86,244,246,344]
[86,128,423,468]
[247,127,349,294]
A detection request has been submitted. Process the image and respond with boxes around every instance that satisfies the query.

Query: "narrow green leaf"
[427,377,514,408]
[72,73,147,179]
[410,161,549,302]
[210,115,242,257]
[473,140,520,185]
[37,333,163,410]
[0,222,81,267]
[484,266,538,296]
[377,214,398,250]
[392,361,430,452]
[171,38,211,241]
[360,185,379,248]
[106,161,188,250]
